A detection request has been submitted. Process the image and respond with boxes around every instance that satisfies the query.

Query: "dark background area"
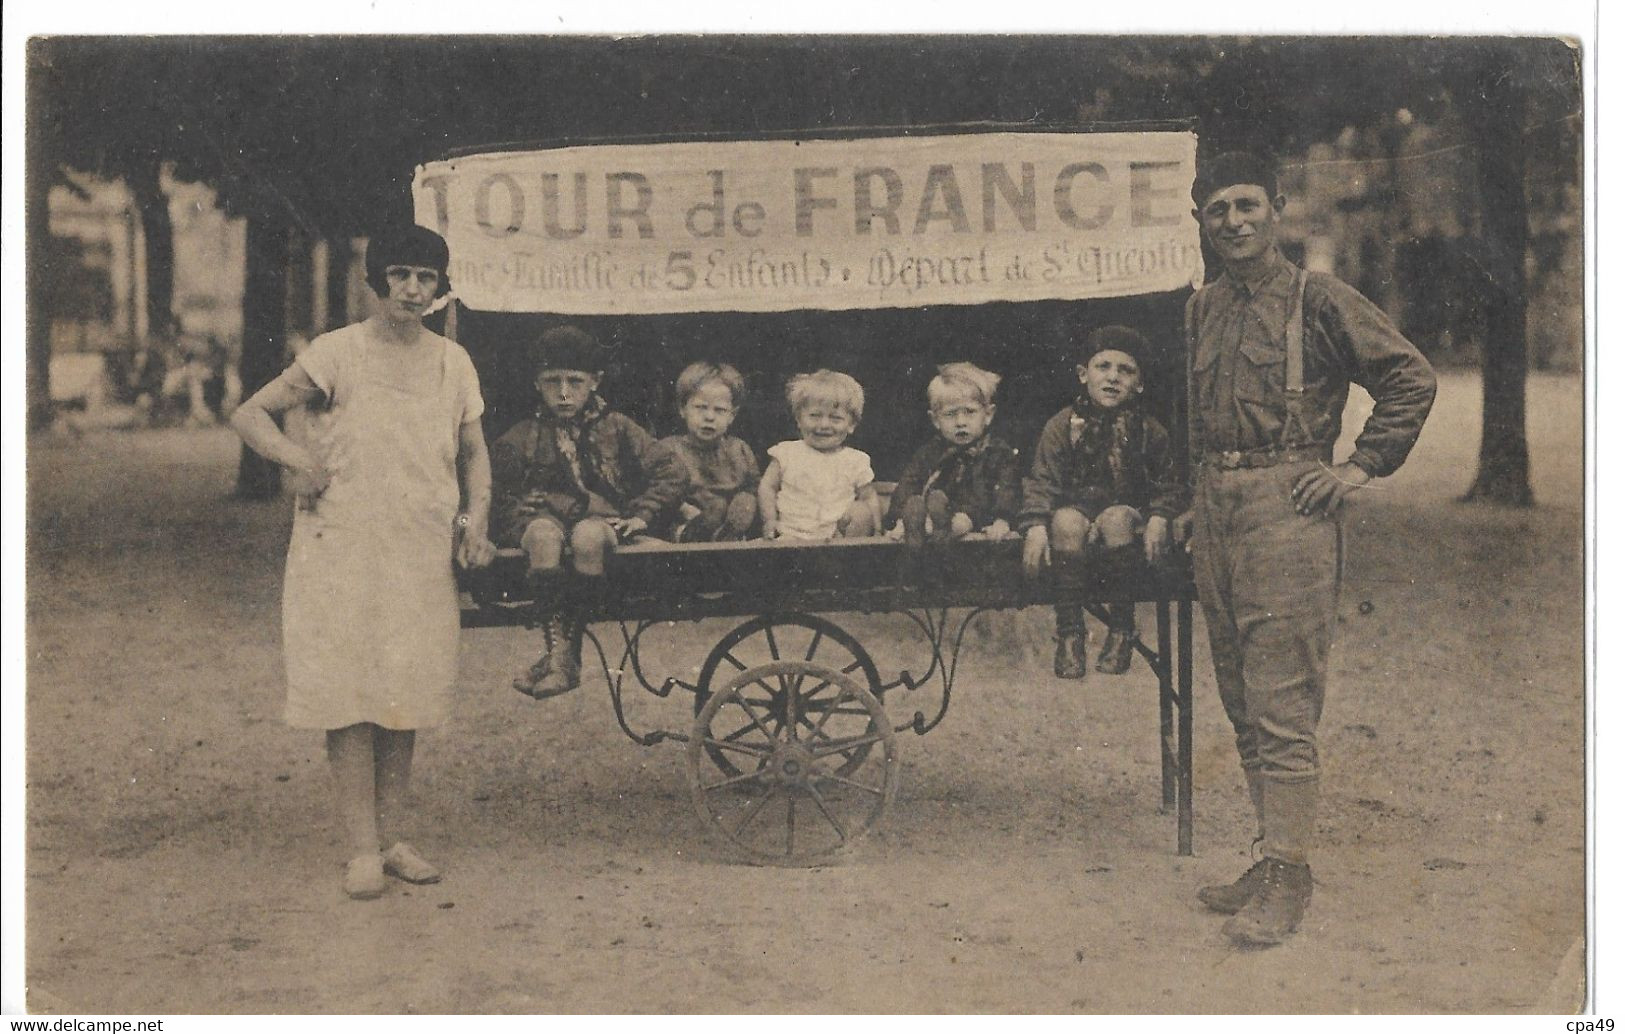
[450,285,1187,479]
[27,34,1582,501]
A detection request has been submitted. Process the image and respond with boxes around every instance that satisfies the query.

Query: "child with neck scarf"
[1019,326,1187,679]
[491,325,685,700]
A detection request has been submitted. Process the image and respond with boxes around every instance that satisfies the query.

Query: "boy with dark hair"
[491,325,684,699]
[1020,326,1185,678]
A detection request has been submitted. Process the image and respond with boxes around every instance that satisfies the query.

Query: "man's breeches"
[1191,461,1343,781]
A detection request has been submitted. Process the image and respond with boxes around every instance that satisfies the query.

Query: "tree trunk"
[235,213,290,500]
[26,65,55,432]
[27,157,55,432]
[286,228,315,340]
[127,160,175,338]
[1461,54,1534,506]
[324,236,353,332]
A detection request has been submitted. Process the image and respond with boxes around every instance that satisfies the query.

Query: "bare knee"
[838,498,877,538]
[520,518,566,568]
[721,493,757,536]
[1050,507,1089,555]
[1095,505,1142,548]
[569,518,617,572]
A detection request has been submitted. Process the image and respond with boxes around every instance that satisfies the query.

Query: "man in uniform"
[1183,152,1436,947]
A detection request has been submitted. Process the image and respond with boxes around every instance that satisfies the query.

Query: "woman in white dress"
[232,225,494,899]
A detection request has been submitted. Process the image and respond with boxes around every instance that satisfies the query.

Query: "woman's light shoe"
[382,842,442,884]
[343,853,388,899]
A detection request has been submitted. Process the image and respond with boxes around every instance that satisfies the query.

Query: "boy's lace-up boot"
[512,613,562,697]
[1095,604,1137,675]
[525,615,582,699]
[1053,604,1088,679]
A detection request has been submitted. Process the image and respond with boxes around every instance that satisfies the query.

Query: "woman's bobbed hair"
[364,224,452,299]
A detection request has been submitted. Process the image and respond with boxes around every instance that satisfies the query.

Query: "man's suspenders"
[1280,268,1313,448]
[1187,265,1316,459]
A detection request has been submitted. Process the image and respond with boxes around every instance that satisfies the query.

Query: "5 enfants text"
[420,162,1195,295]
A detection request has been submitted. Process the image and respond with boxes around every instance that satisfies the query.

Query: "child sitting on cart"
[646,362,761,542]
[1019,326,1185,679]
[758,369,881,540]
[492,325,685,699]
[884,361,1021,544]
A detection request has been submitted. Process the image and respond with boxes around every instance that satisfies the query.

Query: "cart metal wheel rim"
[688,660,900,867]
[693,613,884,779]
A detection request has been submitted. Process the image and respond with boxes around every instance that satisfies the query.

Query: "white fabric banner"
[414,130,1201,315]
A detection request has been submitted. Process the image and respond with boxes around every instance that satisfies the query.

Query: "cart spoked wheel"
[694,613,884,778]
[688,660,900,866]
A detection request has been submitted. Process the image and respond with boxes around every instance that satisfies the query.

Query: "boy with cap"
[1184,152,1435,946]
[1019,326,1186,677]
[491,325,685,700]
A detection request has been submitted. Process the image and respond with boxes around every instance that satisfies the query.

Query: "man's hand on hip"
[1291,462,1371,517]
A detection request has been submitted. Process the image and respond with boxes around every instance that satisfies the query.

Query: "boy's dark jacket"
[884,434,1022,530]
[1018,395,1187,530]
[491,395,685,541]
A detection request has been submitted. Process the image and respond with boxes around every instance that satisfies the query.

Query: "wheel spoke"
[802,626,826,663]
[805,685,855,742]
[761,624,795,699]
[790,628,827,693]
[785,673,800,742]
[748,676,783,700]
[796,714,841,751]
[729,695,781,743]
[720,720,770,745]
[733,783,780,833]
[701,769,768,792]
[785,794,796,856]
[701,737,773,759]
[797,676,839,701]
[818,772,886,796]
[805,705,873,717]
[718,650,749,672]
[809,731,888,759]
[804,783,849,842]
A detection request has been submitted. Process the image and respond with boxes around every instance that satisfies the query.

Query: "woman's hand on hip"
[456,526,495,569]
[289,453,332,508]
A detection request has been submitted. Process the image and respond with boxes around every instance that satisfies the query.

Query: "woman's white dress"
[280,322,483,730]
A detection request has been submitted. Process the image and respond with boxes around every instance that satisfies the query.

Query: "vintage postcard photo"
[10,28,1591,1015]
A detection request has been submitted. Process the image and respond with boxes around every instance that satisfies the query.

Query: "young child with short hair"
[646,362,761,542]
[491,325,685,699]
[885,361,1021,544]
[758,369,881,541]
[1020,325,1186,678]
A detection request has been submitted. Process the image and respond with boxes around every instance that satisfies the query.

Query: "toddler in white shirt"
[758,369,880,540]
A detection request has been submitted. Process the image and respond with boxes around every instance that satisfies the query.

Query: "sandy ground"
[22,370,1585,1014]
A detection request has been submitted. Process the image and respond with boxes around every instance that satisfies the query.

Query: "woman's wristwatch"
[454,512,472,530]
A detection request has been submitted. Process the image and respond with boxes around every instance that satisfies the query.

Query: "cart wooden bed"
[460,536,1198,866]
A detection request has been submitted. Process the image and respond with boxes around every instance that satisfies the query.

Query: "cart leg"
[1177,599,1194,856]
[1156,600,1175,813]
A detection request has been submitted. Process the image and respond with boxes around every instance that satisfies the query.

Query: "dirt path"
[22,372,1584,1013]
